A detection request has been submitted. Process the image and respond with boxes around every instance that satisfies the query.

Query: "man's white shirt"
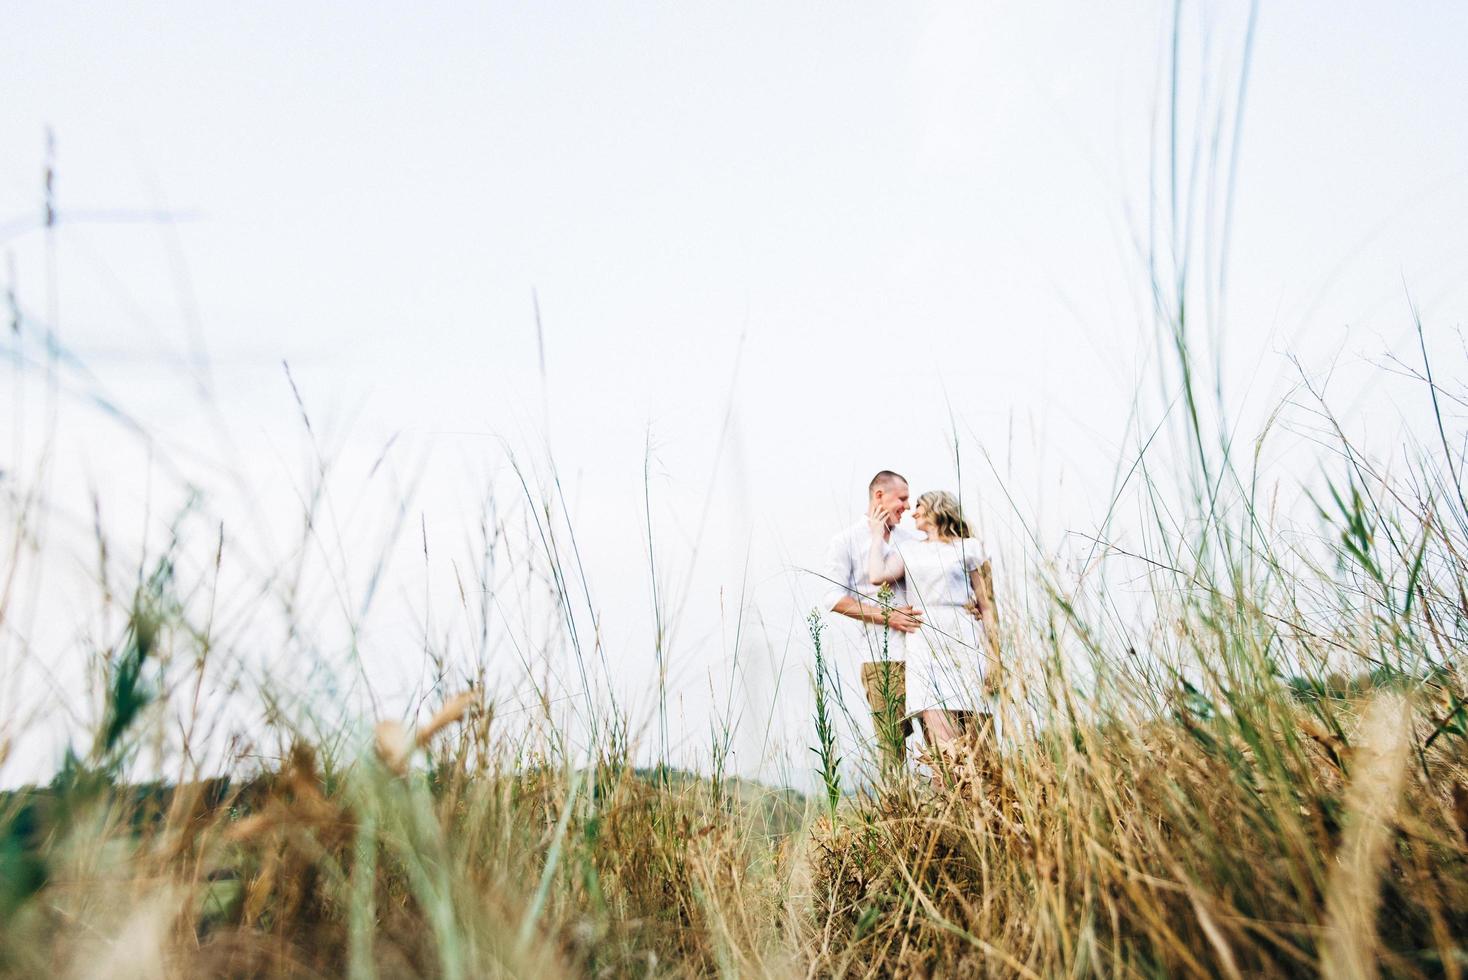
[821,521,924,651]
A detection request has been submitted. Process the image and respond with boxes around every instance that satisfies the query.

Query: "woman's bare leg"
[919,709,962,747]
[920,710,986,786]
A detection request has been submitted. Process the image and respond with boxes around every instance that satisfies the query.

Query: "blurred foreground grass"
[3,401,1468,979]
[4,28,1467,967]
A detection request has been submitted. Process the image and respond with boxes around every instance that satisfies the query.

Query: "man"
[822,470,924,765]
[823,470,924,637]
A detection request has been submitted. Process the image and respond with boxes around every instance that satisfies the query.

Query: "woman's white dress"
[900,537,988,714]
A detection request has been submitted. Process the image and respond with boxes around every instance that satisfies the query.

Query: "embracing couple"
[823,470,996,760]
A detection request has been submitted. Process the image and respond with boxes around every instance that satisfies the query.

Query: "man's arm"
[822,530,921,632]
[831,594,922,633]
[820,530,856,614]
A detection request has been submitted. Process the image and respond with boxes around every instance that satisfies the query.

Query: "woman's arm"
[966,567,986,616]
[867,516,905,585]
[969,558,1003,697]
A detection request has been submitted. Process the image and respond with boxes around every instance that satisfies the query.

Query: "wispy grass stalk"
[807,610,841,819]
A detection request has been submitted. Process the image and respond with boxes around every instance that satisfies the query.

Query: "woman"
[867,490,990,750]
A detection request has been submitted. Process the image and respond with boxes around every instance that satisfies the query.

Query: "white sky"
[2,2,1466,786]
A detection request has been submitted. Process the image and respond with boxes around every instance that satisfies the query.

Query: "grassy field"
[3,358,1468,979]
[4,19,1466,974]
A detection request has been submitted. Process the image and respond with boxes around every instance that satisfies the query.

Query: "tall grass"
[4,5,1468,976]
[4,334,1465,976]
[807,610,841,819]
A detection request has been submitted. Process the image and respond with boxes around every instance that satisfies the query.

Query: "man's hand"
[831,596,922,632]
[963,597,984,621]
[886,605,923,633]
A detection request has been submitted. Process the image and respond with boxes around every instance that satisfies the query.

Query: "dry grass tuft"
[1319,692,1412,980]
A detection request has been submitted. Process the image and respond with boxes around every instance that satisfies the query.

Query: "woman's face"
[912,501,935,534]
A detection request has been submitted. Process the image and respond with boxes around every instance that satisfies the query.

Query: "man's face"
[871,480,910,525]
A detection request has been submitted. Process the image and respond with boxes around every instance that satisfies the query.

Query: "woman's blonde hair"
[917,490,972,540]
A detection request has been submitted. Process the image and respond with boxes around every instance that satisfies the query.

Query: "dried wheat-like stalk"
[373,691,478,776]
[373,720,415,777]
[1319,692,1411,980]
[417,690,476,745]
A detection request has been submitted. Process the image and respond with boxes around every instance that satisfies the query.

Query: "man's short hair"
[868,470,907,495]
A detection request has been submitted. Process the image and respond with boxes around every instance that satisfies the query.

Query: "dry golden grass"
[3,648,1465,979]
[806,686,1468,978]
[5,296,1467,977]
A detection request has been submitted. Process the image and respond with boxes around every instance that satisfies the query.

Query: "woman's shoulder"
[959,538,987,565]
